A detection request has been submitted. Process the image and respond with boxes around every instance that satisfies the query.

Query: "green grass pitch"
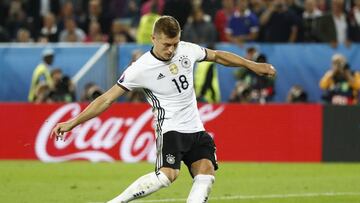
[1,161,360,203]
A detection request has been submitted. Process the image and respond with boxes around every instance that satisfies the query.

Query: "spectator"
[136,5,160,44]
[84,21,107,42]
[249,0,268,42]
[127,0,141,27]
[28,49,55,102]
[287,85,308,103]
[6,0,28,41]
[141,0,164,16]
[65,0,85,15]
[59,18,86,42]
[315,0,351,47]
[82,0,111,35]
[16,28,32,42]
[48,68,76,102]
[80,82,104,102]
[57,1,77,32]
[319,54,360,105]
[249,0,267,17]
[108,19,135,44]
[26,0,60,35]
[31,0,60,19]
[260,0,300,42]
[302,0,323,42]
[229,47,275,103]
[182,8,216,44]
[39,13,59,42]
[226,0,259,44]
[317,0,329,12]
[214,0,235,42]
[109,0,140,27]
[348,0,360,42]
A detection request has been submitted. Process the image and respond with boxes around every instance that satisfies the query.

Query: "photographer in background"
[80,82,104,102]
[319,53,360,105]
[229,47,275,103]
[287,85,308,103]
[48,68,76,102]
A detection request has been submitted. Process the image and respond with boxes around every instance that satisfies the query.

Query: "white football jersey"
[117,41,207,135]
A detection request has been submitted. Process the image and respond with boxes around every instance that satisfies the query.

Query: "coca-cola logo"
[35,103,224,162]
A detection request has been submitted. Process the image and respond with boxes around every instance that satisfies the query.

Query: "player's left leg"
[183,131,218,203]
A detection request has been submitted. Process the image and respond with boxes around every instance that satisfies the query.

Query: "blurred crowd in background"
[0,0,359,45]
[1,0,360,105]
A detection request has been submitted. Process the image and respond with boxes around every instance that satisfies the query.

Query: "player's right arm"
[51,84,126,140]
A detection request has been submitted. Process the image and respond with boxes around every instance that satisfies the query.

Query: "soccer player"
[51,16,276,203]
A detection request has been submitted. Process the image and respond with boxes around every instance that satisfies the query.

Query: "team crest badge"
[166,154,175,164]
[169,63,178,75]
[180,56,191,68]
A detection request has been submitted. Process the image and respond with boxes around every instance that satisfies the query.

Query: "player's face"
[152,33,180,61]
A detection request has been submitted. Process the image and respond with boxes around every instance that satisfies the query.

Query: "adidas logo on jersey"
[157,73,165,80]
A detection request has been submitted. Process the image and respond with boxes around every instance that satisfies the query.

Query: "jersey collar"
[150,47,171,62]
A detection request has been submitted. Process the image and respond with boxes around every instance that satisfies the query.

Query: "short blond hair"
[153,16,181,38]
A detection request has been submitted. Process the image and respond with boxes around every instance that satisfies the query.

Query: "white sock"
[107,171,171,203]
[187,174,215,203]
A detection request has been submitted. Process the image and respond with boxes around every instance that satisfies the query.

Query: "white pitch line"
[88,192,360,203]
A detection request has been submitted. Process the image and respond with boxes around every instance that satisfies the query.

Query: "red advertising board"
[0,103,322,162]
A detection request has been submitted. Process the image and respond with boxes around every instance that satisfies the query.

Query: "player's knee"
[191,159,215,176]
[159,167,179,183]
[201,163,215,175]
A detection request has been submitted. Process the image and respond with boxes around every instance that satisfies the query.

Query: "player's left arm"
[205,48,276,77]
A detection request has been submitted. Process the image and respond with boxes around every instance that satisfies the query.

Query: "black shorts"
[155,131,218,175]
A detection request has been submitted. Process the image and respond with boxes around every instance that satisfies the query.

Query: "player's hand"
[51,121,74,141]
[253,63,277,77]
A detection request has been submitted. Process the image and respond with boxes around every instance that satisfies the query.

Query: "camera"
[56,76,71,93]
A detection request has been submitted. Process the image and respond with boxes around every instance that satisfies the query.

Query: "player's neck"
[151,47,169,62]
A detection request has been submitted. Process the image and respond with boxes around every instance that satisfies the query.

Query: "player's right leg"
[106,168,177,203]
[107,131,183,203]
